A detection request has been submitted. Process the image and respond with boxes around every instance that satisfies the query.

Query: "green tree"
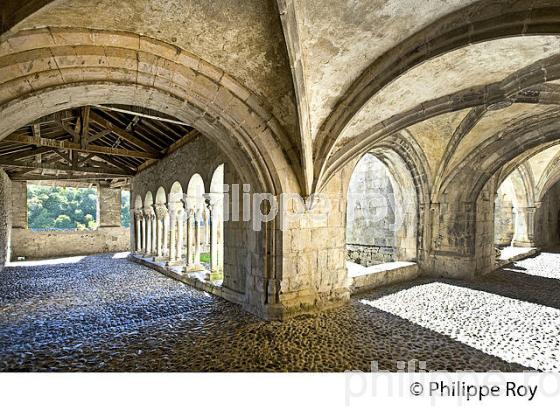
[121,190,131,228]
[27,185,99,230]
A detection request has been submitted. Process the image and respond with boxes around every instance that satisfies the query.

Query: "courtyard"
[2,252,559,372]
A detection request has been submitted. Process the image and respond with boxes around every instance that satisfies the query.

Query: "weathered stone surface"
[0,169,11,272]
[6,252,558,372]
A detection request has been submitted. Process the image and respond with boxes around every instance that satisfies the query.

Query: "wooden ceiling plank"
[4,133,161,160]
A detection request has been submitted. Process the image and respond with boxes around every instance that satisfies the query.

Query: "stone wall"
[10,182,130,260]
[345,153,418,267]
[346,244,395,266]
[11,227,130,259]
[0,169,11,272]
[346,154,397,252]
[494,192,514,247]
[423,177,497,278]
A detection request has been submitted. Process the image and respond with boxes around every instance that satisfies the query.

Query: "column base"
[183,264,205,272]
[166,259,184,267]
[512,240,535,247]
[152,256,167,262]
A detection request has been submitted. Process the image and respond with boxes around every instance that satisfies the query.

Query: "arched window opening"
[346,153,418,269]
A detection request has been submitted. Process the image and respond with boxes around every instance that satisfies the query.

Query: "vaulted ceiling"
[1,0,560,197]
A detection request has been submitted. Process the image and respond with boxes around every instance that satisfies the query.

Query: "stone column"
[167,205,177,263]
[144,207,154,256]
[141,213,147,254]
[134,210,143,253]
[204,209,210,246]
[163,213,169,257]
[216,210,224,272]
[98,186,121,228]
[183,210,194,272]
[151,210,157,254]
[513,206,536,247]
[154,204,168,260]
[494,199,514,247]
[176,207,185,262]
[205,196,219,272]
[194,209,202,268]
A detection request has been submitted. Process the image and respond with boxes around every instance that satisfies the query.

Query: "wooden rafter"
[3,133,161,159]
[0,159,134,176]
[89,112,160,154]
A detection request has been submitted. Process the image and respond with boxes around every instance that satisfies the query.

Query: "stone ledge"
[129,253,245,306]
[348,261,419,294]
[496,246,540,269]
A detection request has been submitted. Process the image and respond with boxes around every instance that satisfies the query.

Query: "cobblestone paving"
[2,251,558,372]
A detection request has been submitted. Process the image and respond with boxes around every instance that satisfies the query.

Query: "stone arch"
[318,53,560,193]
[345,133,429,267]
[169,181,183,203]
[437,114,560,204]
[144,191,154,208]
[186,174,206,199]
[210,164,225,194]
[134,195,143,210]
[155,187,166,205]
[313,0,560,190]
[0,27,301,197]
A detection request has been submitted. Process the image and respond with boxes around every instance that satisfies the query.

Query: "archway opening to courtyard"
[345,151,420,292]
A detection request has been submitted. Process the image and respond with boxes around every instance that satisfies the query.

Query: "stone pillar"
[183,210,194,271]
[216,210,224,272]
[205,194,221,272]
[513,206,536,247]
[176,208,185,262]
[140,214,147,254]
[494,199,514,247]
[134,210,143,252]
[168,206,177,263]
[194,209,202,268]
[151,210,157,254]
[204,209,210,246]
[11,181,27,229]
[98,186,121,228]
[154,204,168,259]
[144,207,153,256]
[163,213,169,257]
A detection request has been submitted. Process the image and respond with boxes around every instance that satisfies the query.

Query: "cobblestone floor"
[1,251,559,372]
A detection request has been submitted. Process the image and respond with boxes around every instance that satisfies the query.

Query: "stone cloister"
[1,0,560,372]
[132,166,225,275]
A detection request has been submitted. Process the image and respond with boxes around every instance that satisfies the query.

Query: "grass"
[200,252,210,263]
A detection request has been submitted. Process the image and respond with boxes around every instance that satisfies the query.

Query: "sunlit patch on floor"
[6,255,86,267]
[112,252,131,259]
[361,282,560,371]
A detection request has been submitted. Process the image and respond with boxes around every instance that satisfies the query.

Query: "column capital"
[154,204,168,220]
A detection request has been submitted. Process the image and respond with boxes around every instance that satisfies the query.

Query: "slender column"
[155,204,168,259]
[134,210,142,252]
[163,213,169,257]
[204,209,210,246]
[194,209,201,267]
[144,208,153,256]
[168,205,177,263]
[151,210,157,254]
[141,213,147,254]
[176,208,185,262]
[217,210,224,272]
[183,210,194,271]
[208,203,218,271]
[513,206,537,247]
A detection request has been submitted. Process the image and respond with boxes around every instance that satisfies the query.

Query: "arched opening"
[345,151,419,290]
[209,164,225,277]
